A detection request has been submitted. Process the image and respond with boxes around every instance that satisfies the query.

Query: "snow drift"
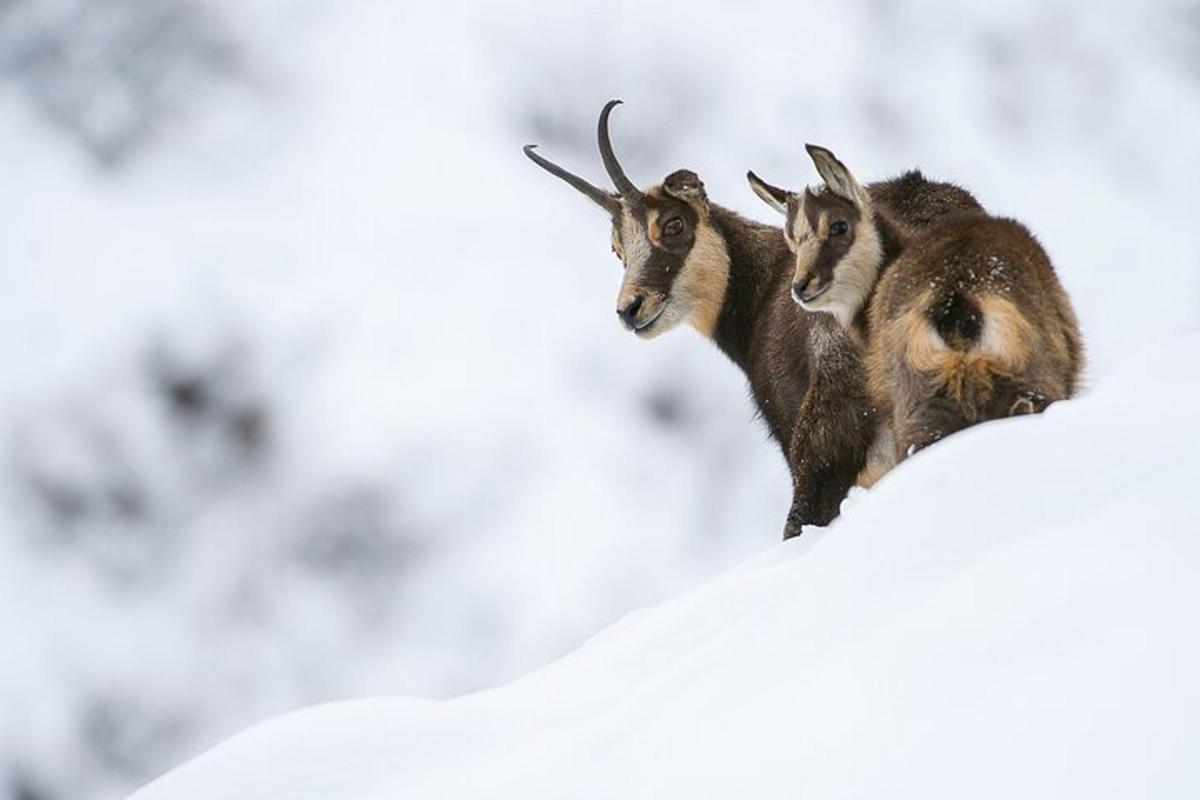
[132,332,1200,798]
[6,1,1200,796]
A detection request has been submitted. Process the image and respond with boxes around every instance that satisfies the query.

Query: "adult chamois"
[748,145,1083,463]
[524,101,978,537]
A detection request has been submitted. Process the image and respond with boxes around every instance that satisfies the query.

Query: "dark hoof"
[783,516,804,540]
[1009,390,1046,416]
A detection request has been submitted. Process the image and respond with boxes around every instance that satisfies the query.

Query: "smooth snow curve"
[132,333,1200,799]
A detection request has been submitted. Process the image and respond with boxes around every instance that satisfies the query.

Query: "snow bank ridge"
[133,332,1200,799]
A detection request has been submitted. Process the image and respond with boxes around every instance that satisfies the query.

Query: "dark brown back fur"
[704,175,983,537]
[867,171,982,231]
[867,213,1084,457]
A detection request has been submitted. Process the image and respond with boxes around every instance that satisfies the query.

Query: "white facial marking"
[799,206,883,329]
[789,200,820,275]
[612,191,730,341]
[789,198,812,244]
[789,199,823,305]
[615,201,654,315]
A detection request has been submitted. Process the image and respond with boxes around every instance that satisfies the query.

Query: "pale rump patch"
[882,291,1038,419]
[892,293,1031,374]
[895,302,946,373]
[976,295,1034,369]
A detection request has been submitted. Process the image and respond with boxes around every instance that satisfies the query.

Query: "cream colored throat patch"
[676,224,730,337]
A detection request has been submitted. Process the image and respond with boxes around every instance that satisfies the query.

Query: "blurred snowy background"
[1,1,1198,797]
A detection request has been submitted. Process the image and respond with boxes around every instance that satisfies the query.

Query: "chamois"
[524,102,977,537]
[748,145,1083,463]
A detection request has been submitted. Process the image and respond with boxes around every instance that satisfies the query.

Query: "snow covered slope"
[6,1,1200,796]
[133,332,1200,799]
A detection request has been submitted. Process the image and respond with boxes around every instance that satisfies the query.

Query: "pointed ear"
[805,144,869,209]
[662,169,708,212]
[747,170,790,216]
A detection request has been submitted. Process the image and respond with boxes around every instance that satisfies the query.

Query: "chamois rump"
[524,101,977,537]
[748,145,1083,464]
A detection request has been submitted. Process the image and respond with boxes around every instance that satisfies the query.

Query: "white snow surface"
[134,334,1200,798]
[3,0,1200,797]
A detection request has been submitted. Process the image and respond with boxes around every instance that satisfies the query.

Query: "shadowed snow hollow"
[132,333,1200,799]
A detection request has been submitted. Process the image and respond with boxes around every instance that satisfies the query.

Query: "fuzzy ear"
[746,170,790,216]
[662,169,708,211]
[805,144,868,209]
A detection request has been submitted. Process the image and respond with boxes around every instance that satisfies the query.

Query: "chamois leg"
[783,375,874,540]
[896,378,1059,458]
[783,435,827,540]
[783,464,849,540]
[782,490,808,541]
[783,440,833,540]
[784,451,867,539]
[893,394,970,461]
[995,383,1052,417]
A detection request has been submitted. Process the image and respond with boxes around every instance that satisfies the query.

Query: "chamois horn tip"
[597,99,639,200]
[522,140,620,213]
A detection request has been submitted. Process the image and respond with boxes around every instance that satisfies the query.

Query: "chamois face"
[524,101,729,341]
[747,145,883,328]
[609,171,729,339]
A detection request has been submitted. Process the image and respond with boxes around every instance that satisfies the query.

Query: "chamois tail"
[903,293,1034,422]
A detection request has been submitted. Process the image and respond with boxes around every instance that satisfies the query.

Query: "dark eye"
[662,217,685,237]
[830,220,849,237]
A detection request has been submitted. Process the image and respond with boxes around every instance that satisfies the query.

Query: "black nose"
[618,294,644,327]
[791,280,809,303]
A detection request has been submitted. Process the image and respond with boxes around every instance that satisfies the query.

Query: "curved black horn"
[597,100,641,201]
[524,145,620,213]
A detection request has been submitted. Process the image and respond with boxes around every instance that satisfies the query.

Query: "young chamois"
[524,102,981,538]
[748,145,1083,464]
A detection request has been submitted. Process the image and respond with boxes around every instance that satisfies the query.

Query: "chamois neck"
[707,205,789,367]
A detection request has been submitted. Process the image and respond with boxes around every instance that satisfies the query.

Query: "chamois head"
[747,145,882,328]
[524,100,729,339]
